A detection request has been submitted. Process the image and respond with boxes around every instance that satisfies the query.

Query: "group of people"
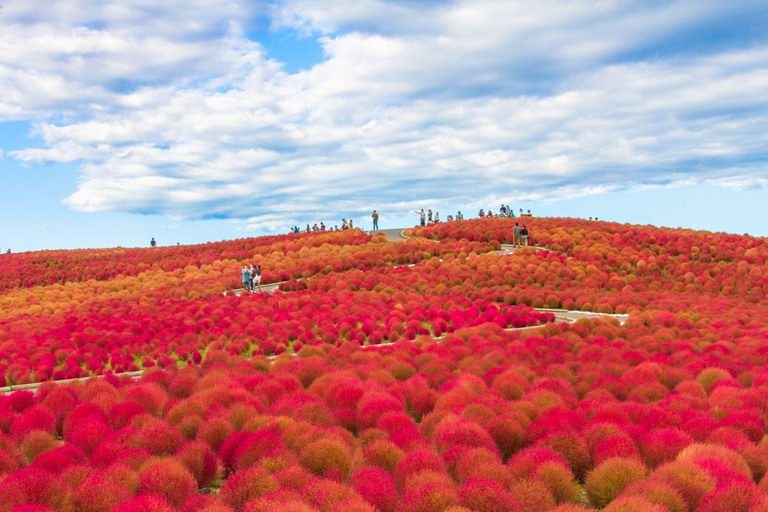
[241,264,263,293]
[414,208,464,225]
[414,204,532,226]
[291,219,362,234]
[512,223,530,247]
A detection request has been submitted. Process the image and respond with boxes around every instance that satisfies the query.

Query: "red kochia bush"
[356,391,405,431]
[111,495,175,512]
[31,445,88,473]
[640,428,693,468]
[197,415,235,453]
[64,418,112,457]
[507,446,570,480]
[351,466,398,512]
[697,480,763,512]
[11,406,56,439]
[72,474,133,512]
[585,457,647,509]
[432,416,499,456]
[0,467,71,511]
[394,449,446,491]
[459,478,520,512]
[299,436,353,479]
[138,458,198,507]
[218,466,279,511]
[176,440,218,488]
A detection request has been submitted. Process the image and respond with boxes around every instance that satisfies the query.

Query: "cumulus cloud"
[1,0,767,231]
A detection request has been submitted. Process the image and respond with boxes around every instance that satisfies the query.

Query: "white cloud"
[1,0,767,233]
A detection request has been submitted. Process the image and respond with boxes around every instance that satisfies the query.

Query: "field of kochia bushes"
[1,216,768,511]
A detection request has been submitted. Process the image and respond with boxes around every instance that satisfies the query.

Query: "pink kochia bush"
[2,218,768,510]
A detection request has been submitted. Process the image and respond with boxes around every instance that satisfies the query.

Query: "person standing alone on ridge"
[150,238,156,247]
[372,210,379,230]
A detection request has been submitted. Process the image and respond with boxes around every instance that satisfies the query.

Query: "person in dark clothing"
[521,226,529,247]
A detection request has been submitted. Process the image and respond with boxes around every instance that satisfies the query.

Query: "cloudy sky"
[1,0,767,251]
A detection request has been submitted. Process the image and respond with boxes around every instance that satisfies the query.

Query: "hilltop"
[0,216,767,511]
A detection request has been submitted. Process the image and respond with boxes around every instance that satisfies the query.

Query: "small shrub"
[218,466,279,511]
[394,449,445,491]
[72,475,133,512]
[63,419,112,457]
[509,478,556,512]
[537,430,592,480]
[676,443,752,480]
[459,478,519,512]
[111,495,175,512]
[138,458,198,507]
[602,496,667,512]
[31,445,87,473]
[584,457,647,508]
[299,436,352,479]
[363,439,404,474]
[620,479,686,512]
[432,417,498,456]
[641,428,693,468]
[593,435,641,465]
[533,461,582,504]
[176,440,218,488]
[303,479,362,512]
[508,446,570,480]
[351,466,398,512]
[197,416,235,453]
[20,430,59,462]
[695,479,761,512]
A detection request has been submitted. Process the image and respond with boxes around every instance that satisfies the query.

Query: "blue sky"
[1,0,767,252]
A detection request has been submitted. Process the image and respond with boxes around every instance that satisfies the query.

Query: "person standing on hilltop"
[428,209,433,223]
[150,238,156,247]
[415,208,426,226]
[372,210,379,230]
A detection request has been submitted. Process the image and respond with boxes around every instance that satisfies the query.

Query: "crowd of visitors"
[413,204,532,226]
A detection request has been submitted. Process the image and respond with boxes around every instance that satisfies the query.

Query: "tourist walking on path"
[253,265,262,293]
[372,210,379,230]
[248,264,257,292]
[521,225,529,247]
[513,223,521,248]
[241,265,251,292]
